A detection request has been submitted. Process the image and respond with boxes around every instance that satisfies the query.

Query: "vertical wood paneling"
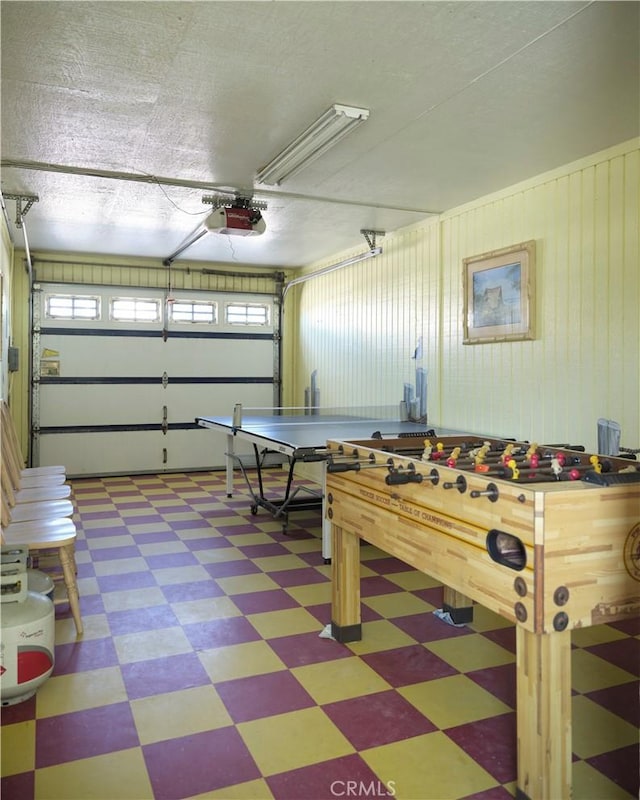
[293,140,639,451]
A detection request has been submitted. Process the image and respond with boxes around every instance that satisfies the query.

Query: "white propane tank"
[1,547,55,706]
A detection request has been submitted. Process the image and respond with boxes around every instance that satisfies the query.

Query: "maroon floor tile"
[215,523,264,535]
[231,589,300,615]
[161,579,225,603]
[467,663,517,709]
[362,644,458,687]
[392,611,474,644]
[144,551,199,570]
[97,571,158,593]
[412,585,444,607]
[445,712,517,783]
[267,631,352,668]
[36,702,139,767]
[585,681,640,726]
[88,545,142,562]
[1,771,34,800]
[237,542,291,558]
[587,743,639,796]
[78,593,105,615]
[270,567,330,588]
[216,671,315,722]
[585,638,640,677]
[143,727,260,800]
[79,514,123,525]
[113,500,154,509]
[168,518,214,531]
[204,559,261,579]
[304,602,382,627]
[54,637,120,675]
[295,550,329,566]
[481,626,516,654]
[107,604,180,635]
[323,690,437,749]
[609,617,640,636]
[183,536,235,551]
[1,694,36,725]
[364,556,415,575]
[267,753,386,800]
[182,616,261,650]
[121,514,166,526]
[121,652,211,699]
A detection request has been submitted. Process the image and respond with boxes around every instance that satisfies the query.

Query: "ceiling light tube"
[282,246,382,300]
[256,104,370,186]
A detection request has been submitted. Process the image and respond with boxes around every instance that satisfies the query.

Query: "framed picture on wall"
[463,240,536,344]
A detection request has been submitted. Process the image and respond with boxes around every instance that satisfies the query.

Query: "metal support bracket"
[202,194,268,211]
[360,229,385,250]
[3,193,39,228]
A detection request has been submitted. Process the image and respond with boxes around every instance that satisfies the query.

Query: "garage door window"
[45,294,101,320]
[170,300,217,324]
[111,297,161,322]
[225,302,270,326]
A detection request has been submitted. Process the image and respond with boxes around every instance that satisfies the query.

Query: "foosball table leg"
[330,524,362,643]
[442,586,474,624]
[516,627,572,800]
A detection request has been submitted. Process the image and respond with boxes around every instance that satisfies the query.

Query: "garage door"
[32,282,280,476]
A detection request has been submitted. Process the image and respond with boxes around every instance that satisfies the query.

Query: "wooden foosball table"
[326,434,640,800]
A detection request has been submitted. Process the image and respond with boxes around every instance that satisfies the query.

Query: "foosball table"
[325,433,640,800]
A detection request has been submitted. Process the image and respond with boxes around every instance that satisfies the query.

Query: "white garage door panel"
[39,431,165,475]
[40,335,169,376]
[39,385,165,426]
[164,429,228,471]
[163,338,274,377]
[165,383,274,422]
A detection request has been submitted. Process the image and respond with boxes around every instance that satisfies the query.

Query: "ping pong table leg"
[225,433,235,497]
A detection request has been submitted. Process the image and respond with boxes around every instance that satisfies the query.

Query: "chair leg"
[59,544,83,636]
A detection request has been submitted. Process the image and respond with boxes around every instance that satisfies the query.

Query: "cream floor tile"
[194,547,247,565]
[102,586,167,612]
[252,554,309,573]
[1,721,35,776]
[171,595,242,624]
[399,674,512,729]
[281,537,322,554]
[152,564,212,585]
[247,606,320,639]
[136,540,189,556]
[127,522,173,534]
[284,582,331,607]
[345,619,417,655]
[54,612,109,643]
[361,731,497,800]
[198,640,286,682]
[85,534,136,550]
[292,657,391,704]
[36,666,127,717]
[177,527,224,540]
[426,633,514,672]
[572,695,639,759]
[466,604,514,632]
[131,685,233,745]
[34,748,153,800]
[114,626,193,664]
[238,706,354,776]
[225,532,278,547]
[192,778,275,799]
[216,573,279,595]
[362,591,433,618]
[92,557,149,577]
[75,576,100,598]
[571,648,637,693]
[386,570,442,591]
[572,759,636,799]
[80,516,121,529]
[571,624,629,648]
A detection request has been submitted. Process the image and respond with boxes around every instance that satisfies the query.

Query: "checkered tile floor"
[2,470,638,799]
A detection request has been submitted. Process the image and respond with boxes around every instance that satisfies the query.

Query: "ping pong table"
[196,406,448,560]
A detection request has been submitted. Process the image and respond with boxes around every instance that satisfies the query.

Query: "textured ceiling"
[1,1,638,269]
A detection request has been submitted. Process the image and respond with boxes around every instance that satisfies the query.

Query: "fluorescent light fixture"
[256,104,370,186]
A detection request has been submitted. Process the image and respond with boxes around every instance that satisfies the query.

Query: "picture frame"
[463,240,536,344]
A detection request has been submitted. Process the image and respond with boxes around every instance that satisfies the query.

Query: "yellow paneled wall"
[290,139,640,452]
